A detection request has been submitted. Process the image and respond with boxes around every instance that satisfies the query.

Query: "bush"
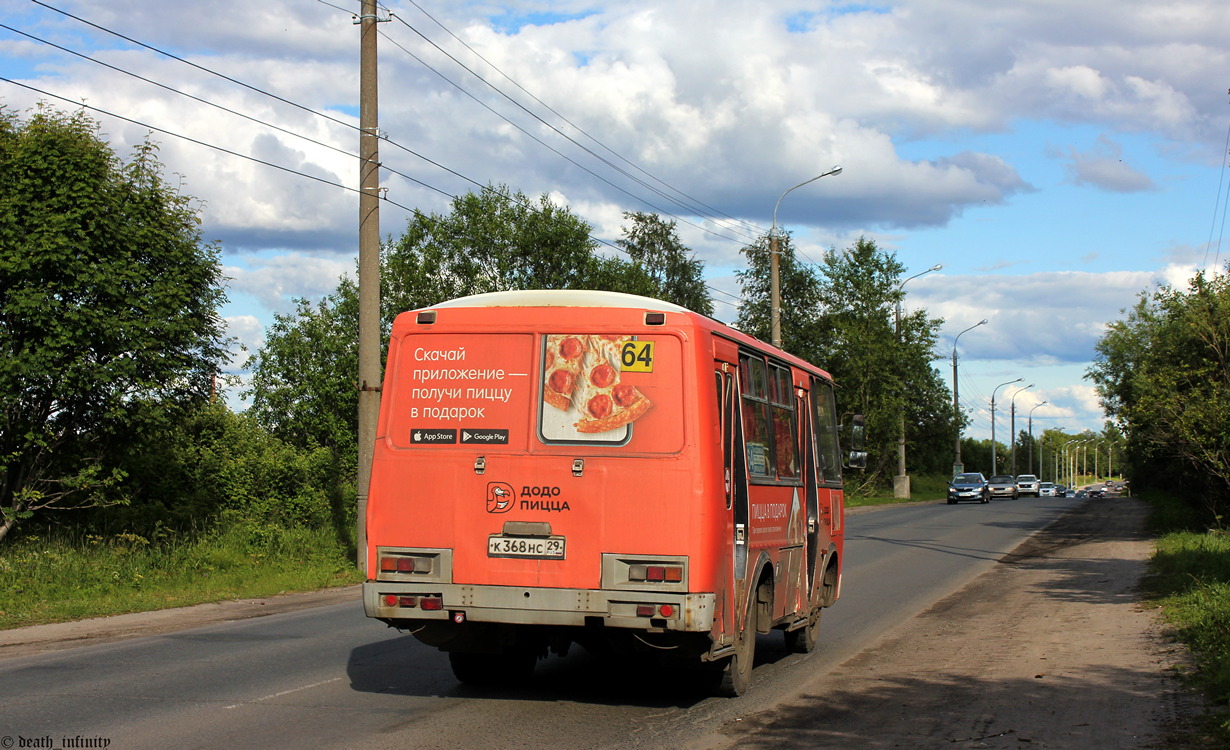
[77,403,353,536]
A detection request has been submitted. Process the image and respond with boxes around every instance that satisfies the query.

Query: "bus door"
[799,386,821,599]
[715,361,749,595]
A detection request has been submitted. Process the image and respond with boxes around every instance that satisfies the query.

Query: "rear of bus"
[363,291,724,684]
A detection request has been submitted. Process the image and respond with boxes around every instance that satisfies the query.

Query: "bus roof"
[428,289,693,313]
[416,289,834,383]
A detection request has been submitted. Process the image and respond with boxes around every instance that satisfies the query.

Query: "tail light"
[628,564,684,583]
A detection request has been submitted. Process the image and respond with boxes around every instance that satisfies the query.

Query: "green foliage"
[90,403,353,537]
[1088,269,1230,516]
[958,438,996,476]
[0,523,361,629]
[245,279,361,468]
[384,185,623,312]
[0,105,230,541]
[615,211,714,315]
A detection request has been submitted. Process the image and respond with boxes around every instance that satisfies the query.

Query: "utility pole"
[356,0,383,573]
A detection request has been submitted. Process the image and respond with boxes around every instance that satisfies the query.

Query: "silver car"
[987,475,1019,499]
[1016,474,1041,497]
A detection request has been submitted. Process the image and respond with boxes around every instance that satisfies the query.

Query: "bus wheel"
[784,607,821,654]
[716,596,756,697]
[448,650,535,687]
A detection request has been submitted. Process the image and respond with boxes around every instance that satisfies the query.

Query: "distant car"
[1055,484,1069,497]
[986,475,1019,500]
[1088,485,1105,499]
[947,472,990,504]
[1038,482,1056,497]
[1016,474,1041,497]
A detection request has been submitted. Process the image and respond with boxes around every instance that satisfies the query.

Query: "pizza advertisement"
[539,333,659,445]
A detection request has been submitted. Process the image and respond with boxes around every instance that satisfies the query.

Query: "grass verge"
[0,524,363,630]
[1142,491,1230,744]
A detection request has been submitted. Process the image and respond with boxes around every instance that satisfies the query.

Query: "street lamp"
[893,263,942,499]
[950,318,988,475]
[1027,401,1047,476]
[769,166,843,348]
[989,377,1023,475]
[1008,384,1034,475]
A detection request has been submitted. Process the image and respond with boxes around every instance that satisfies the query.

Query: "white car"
[1016,474,1041,497]
[1038,482,1056,497]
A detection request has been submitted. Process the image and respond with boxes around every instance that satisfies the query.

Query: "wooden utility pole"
[356,0,382,573]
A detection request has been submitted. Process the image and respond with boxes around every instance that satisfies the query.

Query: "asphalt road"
[0,495,1081,750]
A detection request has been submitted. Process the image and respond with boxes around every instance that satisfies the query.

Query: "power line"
[375,21,755,246]
[390,0,764,241]
[1204,120,1230,271]
[15,2,747,307]
[19,4,488,200]
[0,77,427,211]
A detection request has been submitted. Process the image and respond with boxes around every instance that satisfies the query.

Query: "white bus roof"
[428,289,693,313]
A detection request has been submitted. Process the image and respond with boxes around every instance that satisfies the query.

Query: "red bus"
[363,290,864,695]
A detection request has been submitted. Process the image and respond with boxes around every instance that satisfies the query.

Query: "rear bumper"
[364,581,716,633]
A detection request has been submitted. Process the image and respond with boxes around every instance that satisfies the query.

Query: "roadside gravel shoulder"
[694,497,1210,749]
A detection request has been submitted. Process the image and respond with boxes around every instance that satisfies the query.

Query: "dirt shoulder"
[695,497,1209,749]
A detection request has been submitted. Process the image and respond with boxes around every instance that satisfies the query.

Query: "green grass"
[1143,491,1230,743]
[0,524,363,630]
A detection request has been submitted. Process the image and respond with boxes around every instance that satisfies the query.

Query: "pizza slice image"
[572,335,652,433]
[542,334,588,410]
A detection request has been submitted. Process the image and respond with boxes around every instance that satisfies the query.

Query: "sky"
[2,0,1229,447]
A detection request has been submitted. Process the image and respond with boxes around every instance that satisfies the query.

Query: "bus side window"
[770,366,798,479]
[814,381,841,483]
[740,355,773,478]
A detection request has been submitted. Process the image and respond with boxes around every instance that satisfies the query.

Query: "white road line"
[224,676,343,709]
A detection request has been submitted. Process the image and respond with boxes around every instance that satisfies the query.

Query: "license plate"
[487,535,566,559]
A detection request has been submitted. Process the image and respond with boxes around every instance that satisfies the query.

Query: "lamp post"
[1072,438,1093,487]
[769,166,842,348]
[950,319,988,475]
[1008,384,1034,476]
[989,377,1023,475]
[893,263,942,499]
[1027,401,1047,476]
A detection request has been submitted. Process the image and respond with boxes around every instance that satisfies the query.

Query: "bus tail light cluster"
[380,554,430,574]
[628,564,683,583]
[381,593,443,610]
[635,604,676,618]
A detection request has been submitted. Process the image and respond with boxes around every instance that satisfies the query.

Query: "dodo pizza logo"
[486,482,515,513]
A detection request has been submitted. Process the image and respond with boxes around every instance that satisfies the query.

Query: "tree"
[615,211,714,314]
[0,106,230,542]
[1088,269,1230,515]
[383,185,631,314]
[245,278,361,468]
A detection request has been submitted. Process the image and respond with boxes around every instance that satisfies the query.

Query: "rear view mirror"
[846,414,867,469]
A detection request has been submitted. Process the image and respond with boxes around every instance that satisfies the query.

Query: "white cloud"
[1059,135,1156,193]
[223,252,353,312]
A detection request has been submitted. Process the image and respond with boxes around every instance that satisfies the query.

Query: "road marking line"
[224,676,343,709]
